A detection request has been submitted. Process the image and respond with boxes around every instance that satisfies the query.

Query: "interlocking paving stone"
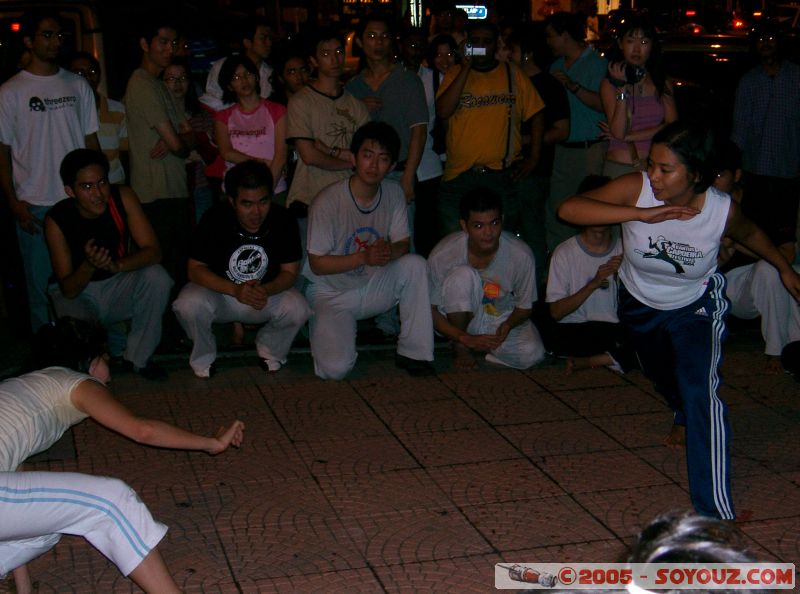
[427,459,564,506]
[370,398,488,433]
[573,485,693,538]
[208,477,337,530]
[732,473,800,521]
[535,451,672,494]
[739,518,800,566]
[5,341,799,593]
[500,419,623,457]
[633,445,770,489]
[352,375,457,404]
[589,412,676,448]
[458,390,580,426]
[191,435,311,486]
[375,554,504,594]
[395,427,523,467]
[554,385,668,418]
[502,538,628,564]
[250,568,386,593]
[269,394,390,441]
[341,509,493,566]
[318,469,453,517]
[216,515,369,580]
[438,368,543,396]
[461,496,616,550]
[524,366,628,392]
[295,435,421,476]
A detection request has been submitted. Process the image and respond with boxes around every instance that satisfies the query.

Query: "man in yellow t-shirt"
[435,21,544,237]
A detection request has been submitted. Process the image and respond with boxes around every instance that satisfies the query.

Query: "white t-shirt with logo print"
[0,68,98,206]
[304,177,409,292]
[620,171,731,310]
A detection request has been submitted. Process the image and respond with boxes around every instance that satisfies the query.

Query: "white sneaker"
[262,359,282,373]
[193,363,215,379]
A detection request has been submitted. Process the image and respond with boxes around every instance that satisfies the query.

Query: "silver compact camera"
[464,42,487,57]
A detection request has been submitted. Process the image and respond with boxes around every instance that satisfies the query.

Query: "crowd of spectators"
[1,5,800,590]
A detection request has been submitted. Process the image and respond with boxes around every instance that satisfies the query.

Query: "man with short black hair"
[544,11,608,251]
[435,20,544,237]
[304,122,434,380]
[44,149,172,381]
[285,28,369,210]
[124,18,193,289]
[428,187,545,370]
[172,161,310,378]
[200,17,274,111]
[0,10,99,332]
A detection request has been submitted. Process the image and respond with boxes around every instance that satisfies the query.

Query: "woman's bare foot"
[566,357,588,374]
[566,354,613,375]
[765,355,783,375]
[664,424,686,450]
[453,344,478,370]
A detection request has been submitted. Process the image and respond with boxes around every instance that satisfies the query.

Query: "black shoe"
[109,356,134,373]
[135,360,168,381]
[395,354,435,377]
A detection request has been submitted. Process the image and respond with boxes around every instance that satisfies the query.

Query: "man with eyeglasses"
[172,160,310,378]
[733,22,800,250]
[199,18,274,112]
[69,52,128,185]
[44,149,172,381]
[0,10,99,333]
[124,18,193,293]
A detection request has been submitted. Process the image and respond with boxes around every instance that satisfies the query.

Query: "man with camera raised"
[435,20,544,239]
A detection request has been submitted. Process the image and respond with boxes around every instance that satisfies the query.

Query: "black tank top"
[47,185,131,282]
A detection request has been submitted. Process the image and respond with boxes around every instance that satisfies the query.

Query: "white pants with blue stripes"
[619,274,735,520]
[0,472,167,578]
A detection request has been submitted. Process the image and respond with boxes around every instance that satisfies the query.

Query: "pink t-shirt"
[216,99,287,193]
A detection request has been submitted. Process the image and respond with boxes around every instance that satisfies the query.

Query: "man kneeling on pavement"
[173,160,310,378]
[45,149,172,381]
[428,187,545,369]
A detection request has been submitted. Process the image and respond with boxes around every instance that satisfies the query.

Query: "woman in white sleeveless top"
[558,122,800,521]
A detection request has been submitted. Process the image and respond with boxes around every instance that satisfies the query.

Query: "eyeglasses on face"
[164,75,188,83]
[37,30,66,40]
[231,71,256,81]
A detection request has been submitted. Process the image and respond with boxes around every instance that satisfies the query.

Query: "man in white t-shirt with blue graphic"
[429,188,545,370]
[304,122,434,379]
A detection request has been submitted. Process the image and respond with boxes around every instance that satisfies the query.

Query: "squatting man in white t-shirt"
[428,188,545,370]
[303,121,435,380]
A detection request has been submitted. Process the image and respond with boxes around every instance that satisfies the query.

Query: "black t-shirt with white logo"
[190,201,301,284]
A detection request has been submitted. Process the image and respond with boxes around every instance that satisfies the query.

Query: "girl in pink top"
[214,55,287,194]
[599,16,677,178]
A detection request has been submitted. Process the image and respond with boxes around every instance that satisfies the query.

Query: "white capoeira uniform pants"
[49,265,173,369]
[0,471,167,578]
[439,265,545,369]
[306,254,434,380]
[725,261,800,356]
[173,283,311,374]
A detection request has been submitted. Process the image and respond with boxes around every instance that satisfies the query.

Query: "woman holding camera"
[599,16,677,177]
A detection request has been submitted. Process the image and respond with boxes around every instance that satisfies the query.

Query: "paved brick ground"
[4,340,799,593]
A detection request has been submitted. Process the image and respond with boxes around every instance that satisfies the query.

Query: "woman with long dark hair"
[599,16,677,177]
[559,122,800,520]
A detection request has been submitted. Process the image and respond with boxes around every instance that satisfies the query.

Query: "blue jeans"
[16,205,53,331]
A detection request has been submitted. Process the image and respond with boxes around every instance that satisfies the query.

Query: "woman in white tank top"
[557,122,800,521]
